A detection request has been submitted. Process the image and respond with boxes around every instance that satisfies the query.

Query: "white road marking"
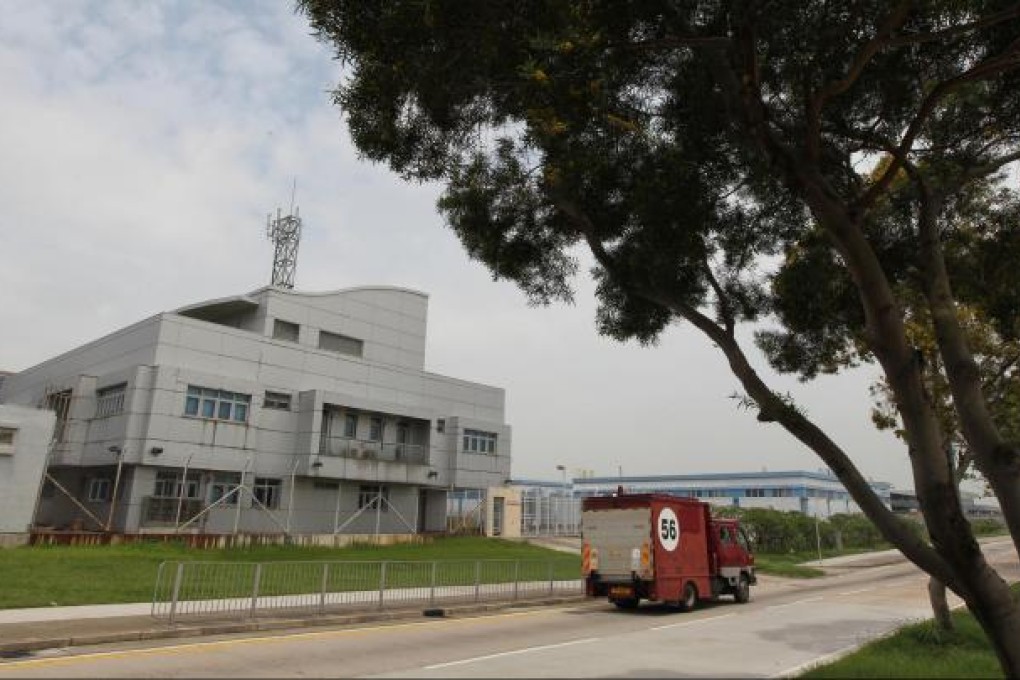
[765,596,824,610]
[422,637,601,670]
[768,641,865,678]
[838,587,875,596]
[649,613,735,631]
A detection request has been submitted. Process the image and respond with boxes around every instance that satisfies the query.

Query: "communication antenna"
[266,179,302,289]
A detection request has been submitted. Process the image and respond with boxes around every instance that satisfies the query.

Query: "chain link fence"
[152,558,582,624]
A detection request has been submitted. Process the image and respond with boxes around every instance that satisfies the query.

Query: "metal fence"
[521,494,582,536]
[152,559,582,624]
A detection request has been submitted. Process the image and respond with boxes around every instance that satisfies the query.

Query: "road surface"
[1,540,1016,678]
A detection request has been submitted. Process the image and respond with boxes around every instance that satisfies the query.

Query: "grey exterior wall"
[1,285,510,534]
[0,406,56,534]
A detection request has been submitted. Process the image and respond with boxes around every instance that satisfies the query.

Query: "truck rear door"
[582,507,651,580]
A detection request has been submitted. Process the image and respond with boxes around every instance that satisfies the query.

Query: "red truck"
[581,491,756,610]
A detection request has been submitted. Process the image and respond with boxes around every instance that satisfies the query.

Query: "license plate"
[610,586,634,598]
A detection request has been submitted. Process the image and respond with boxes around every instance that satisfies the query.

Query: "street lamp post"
[555,465,567,535]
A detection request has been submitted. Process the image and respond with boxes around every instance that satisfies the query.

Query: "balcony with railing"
[142,496,205,526]
[318,435,428,466]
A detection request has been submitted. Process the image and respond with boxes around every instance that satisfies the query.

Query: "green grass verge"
[754,553,827,578]
[754,546,884,579]
[801,607,1002,678]
[0,537,579,609]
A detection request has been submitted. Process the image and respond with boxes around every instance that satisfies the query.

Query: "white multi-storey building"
[0,286,512,536]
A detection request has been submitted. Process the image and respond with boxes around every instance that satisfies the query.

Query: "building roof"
[574,470,851,485]
[175,293,261,320]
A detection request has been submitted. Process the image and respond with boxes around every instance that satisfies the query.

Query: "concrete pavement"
[0,594,590,658]
[0,539,1011,661]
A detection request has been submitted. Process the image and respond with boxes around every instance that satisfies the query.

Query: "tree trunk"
[963,564,1020,677]
[928,576,954,632]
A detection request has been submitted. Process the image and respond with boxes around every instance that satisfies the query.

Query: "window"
[184,386,251,423]
[252,477,281,509]
[463,429,497,454]
[0,427,14,455]
[744,488,766,498]
[318,330,363,357]
[358,485,389,512]
[94,383,126,418]
[436,418,446,433]
[264,391,292,410]
[344,413,358,438]
[273,319,300,342]
[369,416,383,441]
[396,422,409,456]
[153,470,199,499]
[209,473,241,506]
[45,389,72,443]
[87,478,111,502]
[737,528,751,551]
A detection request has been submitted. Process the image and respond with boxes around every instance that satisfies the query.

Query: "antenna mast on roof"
[266,179,302,289]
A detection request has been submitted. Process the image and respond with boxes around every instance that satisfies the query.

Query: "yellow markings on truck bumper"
[582,542,599,574]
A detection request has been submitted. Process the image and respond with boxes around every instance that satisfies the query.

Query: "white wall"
[0,406,55,534]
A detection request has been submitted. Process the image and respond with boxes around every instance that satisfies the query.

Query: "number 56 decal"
[658,507,680,551]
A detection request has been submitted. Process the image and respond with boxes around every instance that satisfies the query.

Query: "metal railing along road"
[152,559,582,624]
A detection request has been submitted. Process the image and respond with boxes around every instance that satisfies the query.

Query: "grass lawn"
[0,537,579,609]
[801,607,1003,678]
[754,546,886,579]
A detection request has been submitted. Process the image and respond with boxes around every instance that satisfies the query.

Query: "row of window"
[87,384,493,454]
[272,319,364,358]
[184,386,251,422]
[84,471,391,515]
[619,487,847,500]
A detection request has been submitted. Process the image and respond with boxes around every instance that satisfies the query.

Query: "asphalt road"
[1,540,1016,678]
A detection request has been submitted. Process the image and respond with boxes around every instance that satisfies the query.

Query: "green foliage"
[715,507,889,554]
[970,518,1007,537]
[299,0,1020,360]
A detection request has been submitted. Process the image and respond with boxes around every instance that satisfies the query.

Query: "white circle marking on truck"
[658,507,680,551]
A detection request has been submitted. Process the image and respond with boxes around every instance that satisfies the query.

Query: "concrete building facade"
[0,286,511,535]
[0,405,56,542]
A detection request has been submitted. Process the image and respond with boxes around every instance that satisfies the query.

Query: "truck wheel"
[734,575,751,604]
[613,597,639,610]
[678,582,698,612]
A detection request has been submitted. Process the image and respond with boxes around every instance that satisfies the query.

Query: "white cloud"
[0,0,917,490]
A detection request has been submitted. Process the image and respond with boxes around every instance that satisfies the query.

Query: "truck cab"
[708,519,756,603]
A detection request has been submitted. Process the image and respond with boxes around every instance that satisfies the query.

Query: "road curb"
[0,595,587,657]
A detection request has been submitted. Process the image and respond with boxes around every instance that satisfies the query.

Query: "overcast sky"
[1,0,944,492]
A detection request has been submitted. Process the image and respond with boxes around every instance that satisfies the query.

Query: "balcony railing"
[142,497,205,526]
[318,436,427,465]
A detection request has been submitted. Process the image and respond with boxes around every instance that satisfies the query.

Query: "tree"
[870,292,1020,631]
[297,1,1020,672]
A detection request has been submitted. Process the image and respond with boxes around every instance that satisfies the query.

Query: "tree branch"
[701,262,736,335]
[859,43,1020,211]
[549,190,954,585]
[806,0,913,162]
